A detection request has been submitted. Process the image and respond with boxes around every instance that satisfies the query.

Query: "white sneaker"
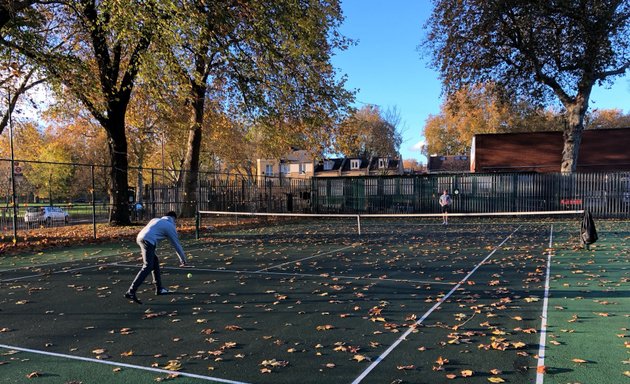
[156,288,171,295]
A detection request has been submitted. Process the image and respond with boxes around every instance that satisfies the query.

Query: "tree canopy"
[423,83,563,155]
[336,105,402,158]
[424,0,630,172]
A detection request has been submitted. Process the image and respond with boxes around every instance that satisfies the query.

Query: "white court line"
[351,226,522,384]
[0,343,250,384]
[0,264,108,283]
[110,262,457,286]
[535,225,554,384]
[0,241,215,274]
[255,245,355,272]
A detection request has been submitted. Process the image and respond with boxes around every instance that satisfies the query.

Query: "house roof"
[427,155,470,173]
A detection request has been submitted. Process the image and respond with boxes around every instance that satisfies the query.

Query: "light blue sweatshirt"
[137,216,187,264]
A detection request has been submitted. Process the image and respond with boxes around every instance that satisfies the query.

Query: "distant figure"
[124,211,187,304]
[134,202,144,220]
[439,189,452,225]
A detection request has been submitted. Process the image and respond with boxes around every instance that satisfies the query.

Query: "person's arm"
[164,225,187,265]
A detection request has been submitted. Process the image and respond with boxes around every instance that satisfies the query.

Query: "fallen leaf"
[353,354,368,362]
[571,358,588,364]
[461,370,474,377]
[488,377,505,383]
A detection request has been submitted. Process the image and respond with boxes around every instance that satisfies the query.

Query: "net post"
[195,209,200,240]
[356,215,362,235]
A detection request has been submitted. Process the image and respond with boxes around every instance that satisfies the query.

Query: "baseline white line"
[0,239,217,274]
[0,264,109,283]
[0,343,250,384]
[535,225,554,384]
[110,262,457,286]
[255,245,355,272]
[351,226,521,384]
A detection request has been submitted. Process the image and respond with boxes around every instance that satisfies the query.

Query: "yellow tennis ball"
[187,273,193,279]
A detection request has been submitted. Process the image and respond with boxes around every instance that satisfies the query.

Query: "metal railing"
[2,157,629,242]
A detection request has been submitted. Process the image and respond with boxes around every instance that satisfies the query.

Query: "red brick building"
[470,128,630,173]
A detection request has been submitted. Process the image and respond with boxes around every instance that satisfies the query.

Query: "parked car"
[24,206,70,226]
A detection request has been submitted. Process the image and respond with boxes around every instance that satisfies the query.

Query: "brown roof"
[471,128,630,173]
[427,155,470,173]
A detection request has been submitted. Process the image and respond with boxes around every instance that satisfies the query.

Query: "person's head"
[443,190,448,194]
[166,211,177,219]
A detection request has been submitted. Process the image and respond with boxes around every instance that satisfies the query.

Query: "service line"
[351,226,522,384]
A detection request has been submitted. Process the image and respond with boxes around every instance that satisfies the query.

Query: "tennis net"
[196,209,584,238]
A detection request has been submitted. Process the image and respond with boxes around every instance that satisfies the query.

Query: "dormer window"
[323,160,334,171]
[350,159,360,170]
[378,158,388,169]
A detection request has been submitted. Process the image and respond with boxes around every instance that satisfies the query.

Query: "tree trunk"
[106,114,131,225]
[180,82,205,217]
[560,95,589,174]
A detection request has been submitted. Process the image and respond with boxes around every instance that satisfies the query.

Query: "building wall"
[471,128,630,173]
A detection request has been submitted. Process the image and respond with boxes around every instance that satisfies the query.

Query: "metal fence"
[311,172,630,217]
[2,157,629,240]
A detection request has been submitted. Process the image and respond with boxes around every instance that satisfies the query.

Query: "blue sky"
[332,1,630,164]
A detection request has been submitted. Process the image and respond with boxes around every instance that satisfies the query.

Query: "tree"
[424,0,630,173]
[336,105,402,158]
[3,0,174,224]
[423,83,563,155]
[587,108,630,128]
[163,0,354,217]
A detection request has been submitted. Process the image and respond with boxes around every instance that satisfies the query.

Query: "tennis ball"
[187,273,193,279]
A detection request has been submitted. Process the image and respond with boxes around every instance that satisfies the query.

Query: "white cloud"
[409,140,426,152]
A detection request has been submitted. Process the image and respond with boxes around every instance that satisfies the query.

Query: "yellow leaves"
[120,350,134,357]
[26,371,41,378]
[352,354,369,362]
[487,377,505,383]
[571,358,588,364]
[524,296,540,303]
[260,359,289,373]
[164,360,182,371]
[224,325,243,331]
[316,324,335,331]
[436,356,449,366]
[461,369,473,377]
[369,317,386,323]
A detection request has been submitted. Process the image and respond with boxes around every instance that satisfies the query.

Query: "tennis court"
[1,212,627,383]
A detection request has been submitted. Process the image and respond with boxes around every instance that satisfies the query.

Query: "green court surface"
[0,218,628,383]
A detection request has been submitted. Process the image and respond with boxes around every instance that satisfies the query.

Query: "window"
[401,179,414,195]
[365,178,378,195]
[265,164,273,176]
[280,164,289,175]
[350,159,360,170]
[378,158,388,168]
[323,160,334,171]
[384,179,396,195]
[331,180,344,196]
[299,163,306,174]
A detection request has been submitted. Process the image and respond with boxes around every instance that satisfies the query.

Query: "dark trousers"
[128,239,162,294]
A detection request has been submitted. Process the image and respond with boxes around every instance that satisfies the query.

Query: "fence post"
[151,169,155,218]
[91,165,97,239]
